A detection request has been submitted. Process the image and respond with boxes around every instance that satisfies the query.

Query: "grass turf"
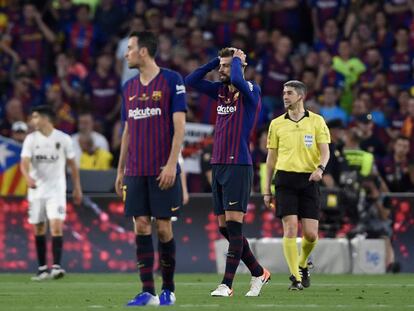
[0,273,413,310]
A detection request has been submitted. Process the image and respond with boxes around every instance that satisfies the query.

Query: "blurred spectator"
[319,86,348,124]
[401,97,414,155]
[378,135,414,192]
[355,113,387,159]
[323,118,346,188]
[45,83,76,134]
[332,39,366,113]
[251,127,268,193]
[64,4,103,67]
[10,121,28,143]
[313,18,340,55]
[71,112,109,166]
[311,0,348,40]
[84,52,121,131]
[0,98,25,137]
[10,3,56,68]
[78,132,113,170]
[115,15,144,84]
[94,0,124,43]
[256,36,293,119]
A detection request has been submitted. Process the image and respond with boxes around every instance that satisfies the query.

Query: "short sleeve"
[169,71,187,113]
[316,117,331,144]
[267,121,278,149]
[64,135,76,160]
[21,134,33,158]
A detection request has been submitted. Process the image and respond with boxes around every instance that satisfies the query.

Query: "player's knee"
[284,225,298,238]
[34,223,47,235]
[156,222,173,242]
[134,217,151,235]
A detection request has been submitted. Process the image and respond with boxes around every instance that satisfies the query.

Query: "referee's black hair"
[31,105,56,121]
[129,31,158,58]
[284,80,307,97]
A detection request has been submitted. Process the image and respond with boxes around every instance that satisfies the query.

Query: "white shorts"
[28,196,67,224]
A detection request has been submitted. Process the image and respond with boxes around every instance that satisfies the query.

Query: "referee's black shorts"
[274,170,320,220]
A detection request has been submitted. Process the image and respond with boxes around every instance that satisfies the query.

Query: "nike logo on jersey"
[171,206,180,212]
[229,201,238,206]
[128,95,137,101]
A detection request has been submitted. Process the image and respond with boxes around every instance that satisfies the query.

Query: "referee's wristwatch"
[317,164,325,173]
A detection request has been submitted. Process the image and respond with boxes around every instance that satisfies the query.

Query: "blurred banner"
[0,136,26,196]
[0,194,413,273]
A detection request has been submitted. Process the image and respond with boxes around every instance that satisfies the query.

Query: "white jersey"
[21,129,75,199]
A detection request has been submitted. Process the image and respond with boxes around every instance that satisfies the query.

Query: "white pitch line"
[179,282,414,287]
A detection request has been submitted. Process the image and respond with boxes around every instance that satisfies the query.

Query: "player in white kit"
[20,106,83,281]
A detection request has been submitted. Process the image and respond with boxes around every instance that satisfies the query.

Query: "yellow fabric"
[283,237,301,281]
[80,149,113,170]
[0,163,27,196]
[299,237,317,268]
[267,111,331,173]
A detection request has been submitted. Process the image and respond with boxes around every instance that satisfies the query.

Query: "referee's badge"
[304,135,313,148]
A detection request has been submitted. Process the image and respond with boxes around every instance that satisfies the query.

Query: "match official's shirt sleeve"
[267,121,278,149]
[64,134,76,160]
[170,72,188,113]
[21,134,33,158]
[316,117,331,144]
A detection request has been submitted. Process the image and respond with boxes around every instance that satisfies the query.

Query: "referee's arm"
[309,143,330,182]
[264,148,278,208]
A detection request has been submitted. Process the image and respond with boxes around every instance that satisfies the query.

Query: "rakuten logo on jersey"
[217,105,237,115]
[128,107,162,119]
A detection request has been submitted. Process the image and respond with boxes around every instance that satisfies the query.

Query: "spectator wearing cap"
[319,86,348,124]
[10,121,28,143]
[356,113,387,159]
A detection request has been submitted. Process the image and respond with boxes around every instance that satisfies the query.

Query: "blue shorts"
[123,175,182,218]
[212,164,253,215]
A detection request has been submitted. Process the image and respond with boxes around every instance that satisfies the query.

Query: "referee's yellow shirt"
[267,110,331,173]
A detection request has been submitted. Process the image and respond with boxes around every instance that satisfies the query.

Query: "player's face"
[283,86,302,110]
[218,56,232,84]
[125,37,142,69]
[31,112,47,130]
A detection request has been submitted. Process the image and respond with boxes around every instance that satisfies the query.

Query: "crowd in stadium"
[1,0,414,196]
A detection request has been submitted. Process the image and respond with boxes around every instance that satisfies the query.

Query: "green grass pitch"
[0,273,413,310]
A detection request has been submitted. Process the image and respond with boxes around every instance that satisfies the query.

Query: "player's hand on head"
[157,163,176,190]
[233,49,246,64]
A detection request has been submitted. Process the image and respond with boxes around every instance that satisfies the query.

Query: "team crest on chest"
[152,91,162,101]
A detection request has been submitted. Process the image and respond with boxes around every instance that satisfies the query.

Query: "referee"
[264,80,330,290]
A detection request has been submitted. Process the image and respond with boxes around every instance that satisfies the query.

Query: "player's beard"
[219,74,231,85]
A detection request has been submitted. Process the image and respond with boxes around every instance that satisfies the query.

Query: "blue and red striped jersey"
[185,57,261,165]
[121,68,187,176]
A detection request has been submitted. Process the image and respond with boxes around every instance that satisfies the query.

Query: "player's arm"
[157,112,186,190]
[184,58,221,99]
[115,122,129,197]
[230,51,259,104]
[264,148,278,209]
[67,158,83,205]
[20,157,36,189]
